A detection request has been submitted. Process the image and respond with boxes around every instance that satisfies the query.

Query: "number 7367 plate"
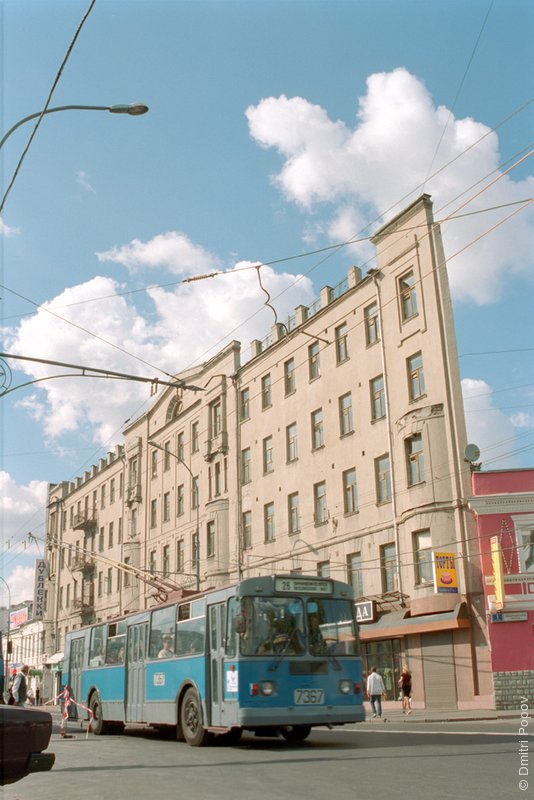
[294,688,325,705]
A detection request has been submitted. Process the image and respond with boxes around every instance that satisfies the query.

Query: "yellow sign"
[490,536,505,611]
[432,551,459,594]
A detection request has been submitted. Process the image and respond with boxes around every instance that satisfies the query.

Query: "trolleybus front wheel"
[280,725,311,742]
[180,688,209,747]
[89,694,109,735]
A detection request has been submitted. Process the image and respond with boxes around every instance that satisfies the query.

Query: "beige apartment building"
[44,195,493,709]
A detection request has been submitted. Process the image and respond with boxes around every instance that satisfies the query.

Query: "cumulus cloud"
[3,265,315,444]
[462,378,521,467]
[4,565,36,604]
[246,68,534,304]
[96,231,220,275]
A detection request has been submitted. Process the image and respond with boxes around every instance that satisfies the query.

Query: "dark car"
[0,705,55,785]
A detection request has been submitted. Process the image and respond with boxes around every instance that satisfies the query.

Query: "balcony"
[203,430,228,461]
[126,483,142,505]
[71,556,95,575]
[73,511,97,532]
[72,596,95,624]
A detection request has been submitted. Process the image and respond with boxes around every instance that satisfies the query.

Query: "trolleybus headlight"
[339,680,352,694]
[260,681,276,696]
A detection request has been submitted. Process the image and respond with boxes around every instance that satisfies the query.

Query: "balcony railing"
[73,511,97,531]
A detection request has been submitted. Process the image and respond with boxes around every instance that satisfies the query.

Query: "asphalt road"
[4,718,529,800]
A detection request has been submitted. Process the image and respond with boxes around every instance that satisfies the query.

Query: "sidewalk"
[365,706,519,724]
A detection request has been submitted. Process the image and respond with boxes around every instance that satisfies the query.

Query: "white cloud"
[462,378,521,467]
[246,68,534,305]
[76,170,96,193]
[3,265,315,444]
[96,231,220,276]
[0,217,20,236]
[4,565,36,605]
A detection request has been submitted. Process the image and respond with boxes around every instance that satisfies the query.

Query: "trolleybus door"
[208,603,226,726]
[126,622,148,723]
[69,635,85,711]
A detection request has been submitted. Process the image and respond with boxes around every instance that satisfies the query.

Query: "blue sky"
[1,0,533,602]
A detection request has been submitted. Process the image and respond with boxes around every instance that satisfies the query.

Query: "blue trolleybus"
[62,574,365,745]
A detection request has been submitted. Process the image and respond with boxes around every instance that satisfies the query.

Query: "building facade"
[469,468,534,709]
[44,195,492,708]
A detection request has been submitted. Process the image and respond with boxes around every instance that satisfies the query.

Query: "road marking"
[339,727,524,737]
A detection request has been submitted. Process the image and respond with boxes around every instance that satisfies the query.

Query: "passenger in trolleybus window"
[158,635,174,658]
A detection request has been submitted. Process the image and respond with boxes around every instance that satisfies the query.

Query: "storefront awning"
[46,652,64,665]
[359,602,470,641]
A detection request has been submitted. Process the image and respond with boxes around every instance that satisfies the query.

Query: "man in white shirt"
[366,666,386,718]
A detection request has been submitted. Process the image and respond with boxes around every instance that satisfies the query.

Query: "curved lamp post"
[0,103,149,151]
[150,442,200,591]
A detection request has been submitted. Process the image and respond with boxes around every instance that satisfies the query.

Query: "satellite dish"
[464,443,481,463]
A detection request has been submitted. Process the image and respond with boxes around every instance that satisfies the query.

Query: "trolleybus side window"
[306,599,360,656]
[149,606,176,659]
[89,625,107,666]
[175,600,206,656]
[71,636,85,669]
[226,597,239,658]
[105,621,127,664]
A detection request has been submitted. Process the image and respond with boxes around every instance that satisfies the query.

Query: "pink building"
[469,469,534,709]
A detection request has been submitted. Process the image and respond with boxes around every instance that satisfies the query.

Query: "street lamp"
[0,103,149,150]
[0,576,11,702]
[150,442,200,592]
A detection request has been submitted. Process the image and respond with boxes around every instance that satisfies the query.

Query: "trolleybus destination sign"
[274,578,333,594]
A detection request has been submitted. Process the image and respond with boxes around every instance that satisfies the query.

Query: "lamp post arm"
[0,103,149,151]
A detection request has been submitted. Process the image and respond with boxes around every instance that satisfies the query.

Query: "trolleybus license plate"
[294,688,325,705]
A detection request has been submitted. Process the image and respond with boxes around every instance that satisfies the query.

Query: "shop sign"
[432,552,459,594]
[491,611,528,623]
[355,600,375,623]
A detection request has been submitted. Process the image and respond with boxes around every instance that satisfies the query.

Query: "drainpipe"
[233,372,243,581]
[371,270,404,600]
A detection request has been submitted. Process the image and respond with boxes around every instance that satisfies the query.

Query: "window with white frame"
[413,530,433,585]
[286,422,298,462]
[261,373,272,409]
[263,436,274,474]
[314,481,328,525]
[406,434,425,486]
[370,375,386,421]
[284,357,296,395]
[264,502,275,543]
[343,468,358,514]
[311,408,324,450]
[288,492,300,535]
[241,447,251,483]
[335,322,349,364]
[339,392,354,435]
[407,351,425,401]
[308,341,321,380]
[399,270,418,321]
[364,301,380,345]
[375,454,392,503]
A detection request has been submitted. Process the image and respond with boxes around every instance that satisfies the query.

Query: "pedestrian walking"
[366,666,386,718]
[398,665,412,714]
[11,665,29,706]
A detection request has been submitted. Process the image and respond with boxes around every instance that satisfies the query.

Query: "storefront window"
[362,639,402,701]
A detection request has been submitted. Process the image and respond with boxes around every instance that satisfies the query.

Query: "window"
[100,484,106,509]
[284,358,296,395]
[149,605,175,660]
[314,481,328,525]
[118,516,122,544]
[364,301,380,345]
[163,491,171,522]
[150,498,157,528]
[110,478,115,504]
[381,543,397,592]
[162,545,170,577]
[98,571,103,597]
[177,432,185,461]
[371,375,386,420]
[308,341,321,380]
[399,270,418,321]
[99,527,104,552]
[207,521,216,558]
[261,373,272,409]
[162,440,170,471]
[119,472,123,499]
[191,421,199,453]
[129,508,137,538]
[242,510,252,550]
[408,352,425,400]
[317,561,330,577]
[335,322,349,363]
[347,553,364,598]
[406,434,425,485]
[311,408,324,450]
[414,530,433,585]
[151,449,158,478]
[176,539,184,573]
[375,454,392,504]
[124,557,131,587]
[343,468,358,514]
[192,533,199,569]
[264,502,275,543]
[339,392,354,435]
[191,476,199,510]
[286,422,298,462]
[240,387,250,421]
[241,447,251,484]
[263,436,274,474]
[108,521,114,549]
[211,399,222,437]
[214,461,222,496]
[177,484,185,516]
[288,492,300,534]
